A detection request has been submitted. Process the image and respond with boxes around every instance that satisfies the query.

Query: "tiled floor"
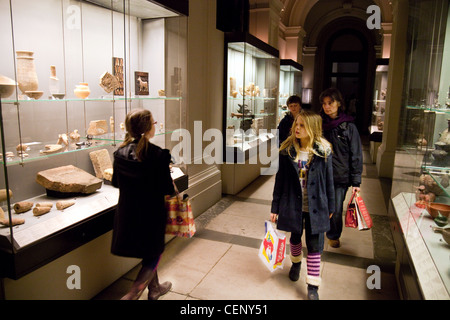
[93,143,400,300]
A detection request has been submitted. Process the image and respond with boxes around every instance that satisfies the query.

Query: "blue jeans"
[326,185,349,240]
[290,212,324,253]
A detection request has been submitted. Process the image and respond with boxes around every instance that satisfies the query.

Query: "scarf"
[322,112,354,132]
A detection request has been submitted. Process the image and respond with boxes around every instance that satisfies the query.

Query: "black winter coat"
[111,142,174,260]
[271,144,335,235]
[322,117,362,187]
[277,112,294,146]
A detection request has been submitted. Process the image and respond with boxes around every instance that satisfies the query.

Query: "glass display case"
[0,0,187,279]
[278,59,302,125]
[371,59,388,135]
[223,32,279,162]
[390,0,449,299]
[369,58,388,162]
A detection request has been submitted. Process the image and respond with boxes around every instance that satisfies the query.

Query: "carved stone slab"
[36,165,102,194]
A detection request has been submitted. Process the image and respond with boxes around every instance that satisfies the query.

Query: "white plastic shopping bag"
[258,221,286,272]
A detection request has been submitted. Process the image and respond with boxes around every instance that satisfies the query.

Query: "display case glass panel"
[278,59,302,125]
[370,59,388,135]
[390,0,449,299]
[0,0,187,278]
[224,33,279,162]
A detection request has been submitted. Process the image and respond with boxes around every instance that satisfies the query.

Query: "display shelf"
[391,192,449,299]
[0,96,182,104]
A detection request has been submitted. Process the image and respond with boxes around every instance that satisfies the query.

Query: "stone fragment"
[36,165,102,194]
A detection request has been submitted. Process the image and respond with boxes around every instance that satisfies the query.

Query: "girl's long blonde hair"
[120,109,154,161]
[280,109,331,162]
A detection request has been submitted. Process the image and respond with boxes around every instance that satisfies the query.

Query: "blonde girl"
[271,109,335,300]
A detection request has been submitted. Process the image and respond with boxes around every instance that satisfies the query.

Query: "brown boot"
[147,270,172,300]
[120,266,155,300]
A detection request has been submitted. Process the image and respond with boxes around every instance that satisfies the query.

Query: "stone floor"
[93,144,400,301]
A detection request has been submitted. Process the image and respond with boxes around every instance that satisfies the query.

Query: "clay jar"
[16,51,39,94]
[74,82,90,99]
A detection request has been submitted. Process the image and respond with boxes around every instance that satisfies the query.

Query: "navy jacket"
[271,144,335,235]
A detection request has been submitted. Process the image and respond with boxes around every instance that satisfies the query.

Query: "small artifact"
[420,174,444,196]
[36,165,102,195]
[16,50,39,94]
[0,206,25,226]
[40,144,63,154]
[13,201,34,213]
[56,200,75,210]
[87,120,108,136]
[89,149,112,179]
[433,227,450,245]
[230,77,238,97]
[49,65,60,95]
[24,90,43,99]
[103,168,113,181]
[426,202,450,219]
[438,119,450,145]
[5,152,14,158]
[0,189,13,202]
[33,206,51,216]
[158,89,165,96]
[57,133,69,146]
[69,129,81,142]
[74,82,90,99]
[110,116,115,133]
[120,122,125,131]
[99,71,120,93]
[0,75,17,98]
[52,93,65,99]
[16,143,29,152]
[36,202,53,208]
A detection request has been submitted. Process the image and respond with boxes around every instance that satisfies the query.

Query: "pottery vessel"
[0,75,17,98]
[74,82,90,99]
[426,202,450,219]
[432,227,450,245]
[25,90,43,99]
[16,51,39,94]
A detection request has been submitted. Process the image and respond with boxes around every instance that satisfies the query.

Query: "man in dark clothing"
[278,95,302,146]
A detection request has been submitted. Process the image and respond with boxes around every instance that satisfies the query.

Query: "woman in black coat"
[320,88,363,249]
[112,109,174,300]
[271,110,335,300]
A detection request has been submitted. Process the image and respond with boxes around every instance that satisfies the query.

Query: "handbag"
[165,194,196,238]
[258,221,286,272]
[345,191,358,228]
[354,192,373,230]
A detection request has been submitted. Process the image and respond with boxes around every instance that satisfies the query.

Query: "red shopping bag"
[345,191,358,228]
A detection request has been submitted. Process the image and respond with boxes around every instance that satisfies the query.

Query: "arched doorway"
[313,18,377,135]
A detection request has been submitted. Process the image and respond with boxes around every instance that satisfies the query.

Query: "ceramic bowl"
[0,75,17,98]
[52,93,65,99]
[432,227,450,245]
[426,202,450,219]
[25,90,43,99]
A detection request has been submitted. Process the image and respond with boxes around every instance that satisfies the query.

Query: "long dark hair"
[120,109,154,161]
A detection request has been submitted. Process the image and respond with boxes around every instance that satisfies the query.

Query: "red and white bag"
[258,221,286,272]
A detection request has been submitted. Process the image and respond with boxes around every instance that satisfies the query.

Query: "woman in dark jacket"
[271,110,335,300]
[320,88,363,248]
[112,109,174,300]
